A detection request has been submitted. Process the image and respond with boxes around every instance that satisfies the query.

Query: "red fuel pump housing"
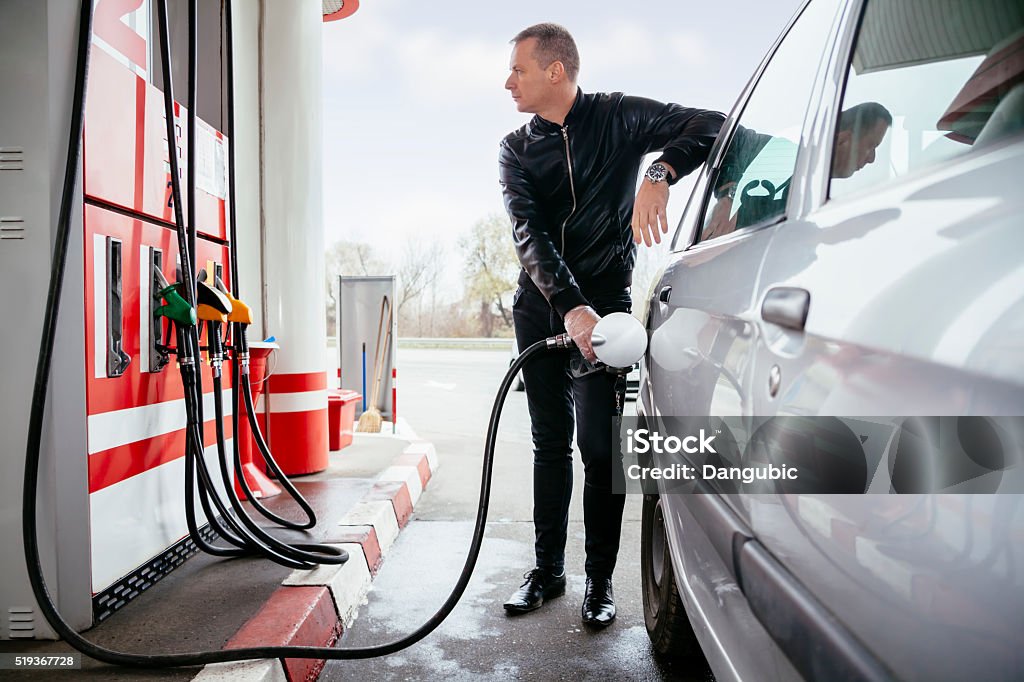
[82,14,235,598]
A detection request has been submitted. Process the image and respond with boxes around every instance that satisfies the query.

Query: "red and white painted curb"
[192,436,439,682]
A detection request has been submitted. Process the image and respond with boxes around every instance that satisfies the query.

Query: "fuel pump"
[22,0,648,668]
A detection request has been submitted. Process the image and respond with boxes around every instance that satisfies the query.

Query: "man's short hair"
[839,102,893,132]
[511,23,580,82]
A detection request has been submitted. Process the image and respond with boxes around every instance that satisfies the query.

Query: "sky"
[321,0,804,294]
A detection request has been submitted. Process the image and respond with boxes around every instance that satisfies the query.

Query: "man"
[498,22,724,627]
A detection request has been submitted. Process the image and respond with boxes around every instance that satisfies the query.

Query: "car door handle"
[658,286,672,303]
[761,287,810,331]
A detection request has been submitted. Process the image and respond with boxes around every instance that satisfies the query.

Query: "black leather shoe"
[581,576,615,627]
[503,568,566,614]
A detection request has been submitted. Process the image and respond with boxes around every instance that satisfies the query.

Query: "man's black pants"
[512,285,630,579]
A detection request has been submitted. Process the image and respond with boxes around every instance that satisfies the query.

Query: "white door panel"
[743,145,1024,681]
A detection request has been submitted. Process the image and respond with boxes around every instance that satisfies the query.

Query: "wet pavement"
[323,518,713,681]
[322,348,714,681]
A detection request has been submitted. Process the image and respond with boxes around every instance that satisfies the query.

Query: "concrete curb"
[193,438,438,682]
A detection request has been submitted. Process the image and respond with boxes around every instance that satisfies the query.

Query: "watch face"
[647,163,668,183]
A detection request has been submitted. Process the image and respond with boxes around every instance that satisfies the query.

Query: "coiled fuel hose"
[23,0,645,668]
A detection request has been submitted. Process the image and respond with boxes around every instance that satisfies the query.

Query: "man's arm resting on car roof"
[621,96,725,182]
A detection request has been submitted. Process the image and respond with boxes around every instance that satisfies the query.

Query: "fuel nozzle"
[213,274,253,325]
[548,312,647,370]
[196,269,231,322]
[196,269,231,370]
[590,312,647,368]
[546,333,573,350]
[153,266,197,326]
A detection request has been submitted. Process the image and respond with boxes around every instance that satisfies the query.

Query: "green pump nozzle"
[153,266,197,326]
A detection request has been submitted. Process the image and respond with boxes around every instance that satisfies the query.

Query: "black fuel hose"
[209,368,344,558]
[204,321,331,547]
[154,0,314,571]
[157,0,342,570]
[23,0,570,667]
[220,0,324,535]
[231,361,323,531]
[194,0,328,537]
[233,335,334,531]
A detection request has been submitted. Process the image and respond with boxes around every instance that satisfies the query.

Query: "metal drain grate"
[92,525,219,623]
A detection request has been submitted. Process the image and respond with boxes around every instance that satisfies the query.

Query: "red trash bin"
[328,389,361,451]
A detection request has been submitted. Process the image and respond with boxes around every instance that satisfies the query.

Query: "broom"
[357,296,392,433]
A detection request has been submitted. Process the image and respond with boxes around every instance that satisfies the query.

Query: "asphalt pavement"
[323,347,714,681]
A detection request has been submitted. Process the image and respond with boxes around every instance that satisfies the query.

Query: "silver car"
[638,0,1024,680]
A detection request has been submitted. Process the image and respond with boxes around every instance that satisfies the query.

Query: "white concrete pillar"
[229,0,264,336]
[260,0,328,473]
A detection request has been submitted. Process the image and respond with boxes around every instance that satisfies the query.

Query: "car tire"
[641,493,701,660]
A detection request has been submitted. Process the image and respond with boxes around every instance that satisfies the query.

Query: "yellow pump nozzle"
[227,298,253,325]
[214,274,253,325]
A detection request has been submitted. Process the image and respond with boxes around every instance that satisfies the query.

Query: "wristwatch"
[645,162,671,185]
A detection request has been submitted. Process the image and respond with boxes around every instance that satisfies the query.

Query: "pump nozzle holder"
[153,265,172,291]
[214,274,253,325]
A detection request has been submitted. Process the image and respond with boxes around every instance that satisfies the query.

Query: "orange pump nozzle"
[197,303,229,323]
[214,274,253,325]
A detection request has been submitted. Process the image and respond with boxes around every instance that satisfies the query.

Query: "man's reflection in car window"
[700,102,891,242]
[831,102,892,179]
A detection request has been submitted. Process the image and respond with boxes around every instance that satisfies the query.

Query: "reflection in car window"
[697,0,841,243]
[830,0,1024,199]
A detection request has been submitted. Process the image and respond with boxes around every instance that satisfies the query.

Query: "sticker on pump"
[196,123,227,200]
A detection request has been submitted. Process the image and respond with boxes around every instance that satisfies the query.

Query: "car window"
[695,0,841,244]
[830,0,1024,199]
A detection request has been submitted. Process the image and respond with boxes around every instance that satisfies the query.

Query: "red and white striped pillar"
[259,0,328,475]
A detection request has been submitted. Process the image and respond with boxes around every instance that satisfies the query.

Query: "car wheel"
[641,493,701,660]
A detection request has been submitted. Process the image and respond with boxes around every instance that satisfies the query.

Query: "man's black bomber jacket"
[498,88,724,317]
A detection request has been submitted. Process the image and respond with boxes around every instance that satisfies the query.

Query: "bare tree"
[395,238,444,318]
[326,240,387,278]
[324,240,388,332]
[459,214,519,336]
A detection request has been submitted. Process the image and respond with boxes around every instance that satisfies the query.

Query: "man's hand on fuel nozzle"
[632,163,676,247]
[564,305,601,362]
